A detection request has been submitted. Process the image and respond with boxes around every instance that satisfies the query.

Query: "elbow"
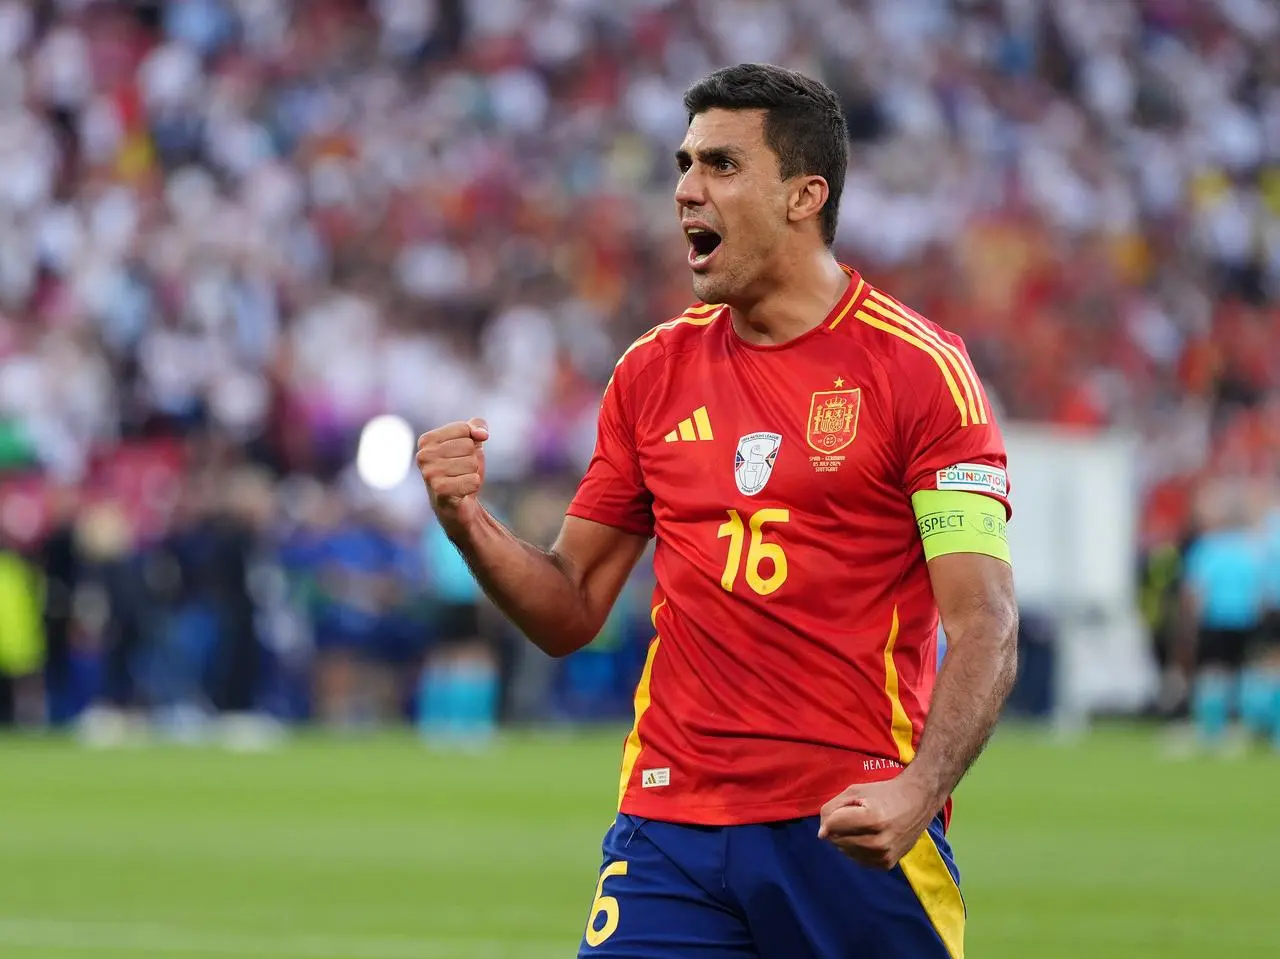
[541,549,608,658]
[533,615,601,660]
[543,633,591,659]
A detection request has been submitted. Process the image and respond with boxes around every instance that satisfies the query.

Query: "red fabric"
[568,269,1009,826]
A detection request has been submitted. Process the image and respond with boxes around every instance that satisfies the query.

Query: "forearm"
[447,508,599,658]
[909,604,1019,808]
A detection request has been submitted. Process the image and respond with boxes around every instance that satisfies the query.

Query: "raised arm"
[418,419,648,658]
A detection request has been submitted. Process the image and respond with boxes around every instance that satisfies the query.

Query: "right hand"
[417,418,490,528]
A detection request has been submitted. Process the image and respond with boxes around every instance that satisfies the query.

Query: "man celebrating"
[418,63,1017,959]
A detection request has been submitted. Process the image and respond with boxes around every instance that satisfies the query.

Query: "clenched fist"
[817,772,938,870]
[417,418,490,529]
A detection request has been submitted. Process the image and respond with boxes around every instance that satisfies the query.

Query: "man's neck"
[729,254,850,347]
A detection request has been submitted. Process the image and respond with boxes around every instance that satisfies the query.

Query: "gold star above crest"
[834,377,845,388]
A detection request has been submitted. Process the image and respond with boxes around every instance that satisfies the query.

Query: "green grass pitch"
[0,725,1276,958]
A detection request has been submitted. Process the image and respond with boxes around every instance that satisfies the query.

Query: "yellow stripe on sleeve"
[911,490,1010,563]
[864,292,987,425]
[855,310,969,427]
[900,832,966,959]
[882,606,916,764]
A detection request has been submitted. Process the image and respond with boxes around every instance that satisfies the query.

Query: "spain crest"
[806,388,861,454]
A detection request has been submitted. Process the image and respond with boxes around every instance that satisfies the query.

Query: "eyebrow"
[675,145,747,166]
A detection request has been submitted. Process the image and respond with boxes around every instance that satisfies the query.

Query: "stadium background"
[0,0,1277,956]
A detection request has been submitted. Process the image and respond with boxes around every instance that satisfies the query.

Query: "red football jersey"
[567,267,1011,826]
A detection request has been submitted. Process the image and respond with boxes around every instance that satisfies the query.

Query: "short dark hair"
[683,63,849,246]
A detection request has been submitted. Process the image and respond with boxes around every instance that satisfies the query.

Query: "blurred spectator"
[1256,480,1280,749]
[1137,532,1190,717]
[0,526,43,725]
[199,465,287,748]
[302,487,417,726]
[35,484,83,724]
[415,511,499,744]
[73,499,151,744]
[1179,482,1269,751]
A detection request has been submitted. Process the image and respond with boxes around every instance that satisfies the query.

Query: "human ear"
[788,176,829,227]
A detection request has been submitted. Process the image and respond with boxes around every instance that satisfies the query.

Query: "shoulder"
[845,282,988,428]
[848,283,971,369]
[608,302,726,390]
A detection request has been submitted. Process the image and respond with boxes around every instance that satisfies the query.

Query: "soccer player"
[417,64,1018,959]
[1262,488,1280,750]
[1180,487,1267,750]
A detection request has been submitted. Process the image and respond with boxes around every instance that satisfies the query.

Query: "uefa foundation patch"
[935,463,1008,497]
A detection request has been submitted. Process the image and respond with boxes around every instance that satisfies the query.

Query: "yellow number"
[584,860,628,947]
[746,508,789,595]
[717,510,746,591]
[717,508,789,596]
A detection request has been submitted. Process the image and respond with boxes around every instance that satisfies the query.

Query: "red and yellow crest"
[806,388,861,454]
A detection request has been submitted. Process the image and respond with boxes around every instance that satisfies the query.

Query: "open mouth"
[686,227,722,268]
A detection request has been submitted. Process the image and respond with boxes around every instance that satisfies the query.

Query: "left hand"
[818,771,940,870]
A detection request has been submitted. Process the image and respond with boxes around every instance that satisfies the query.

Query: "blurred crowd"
[0,0,1278,736]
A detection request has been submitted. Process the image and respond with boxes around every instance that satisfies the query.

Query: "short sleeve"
[566,373,655,537]
[900,335,1011,520]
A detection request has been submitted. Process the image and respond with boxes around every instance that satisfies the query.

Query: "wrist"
[438,498,484,543]
[901,761,950,814]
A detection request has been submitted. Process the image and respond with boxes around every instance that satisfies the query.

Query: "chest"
[634,343,902,521]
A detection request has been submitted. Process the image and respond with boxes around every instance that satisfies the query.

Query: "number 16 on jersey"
[717,508,789,596]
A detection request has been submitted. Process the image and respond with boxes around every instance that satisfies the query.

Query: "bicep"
[926,552,1017,644]
[551,515,649,626]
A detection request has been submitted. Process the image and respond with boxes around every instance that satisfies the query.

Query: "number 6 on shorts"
[584,861,628,947]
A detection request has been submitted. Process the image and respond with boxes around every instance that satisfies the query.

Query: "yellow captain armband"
[911,489,1011,563]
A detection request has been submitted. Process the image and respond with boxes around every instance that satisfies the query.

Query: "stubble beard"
[691,263,738,306]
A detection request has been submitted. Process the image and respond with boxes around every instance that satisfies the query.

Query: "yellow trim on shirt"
[881,605,916,764]
[617,635,661,809]
[855,311,970,427]
[864,292,987,425]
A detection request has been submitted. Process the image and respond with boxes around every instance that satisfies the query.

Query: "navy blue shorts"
[577,814,964,958]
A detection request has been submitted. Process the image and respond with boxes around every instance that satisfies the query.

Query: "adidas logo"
[664,407,714,442]
[641,768,670,788]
